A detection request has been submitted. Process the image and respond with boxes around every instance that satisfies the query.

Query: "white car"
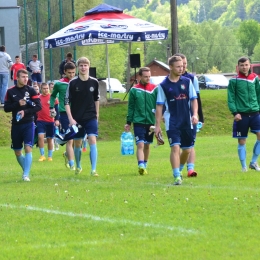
[102,78,126,93]
[150,76,167,86]
[198,74,229,89]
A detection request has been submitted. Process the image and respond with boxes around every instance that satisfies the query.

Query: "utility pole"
[170,0,178,55]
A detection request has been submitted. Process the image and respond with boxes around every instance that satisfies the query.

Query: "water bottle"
[121,132,134,155]
[16,112,22,122]
[196,121,203,132]
[55,126,59,135]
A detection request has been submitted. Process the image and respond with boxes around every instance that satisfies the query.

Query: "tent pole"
[106,41,112,99]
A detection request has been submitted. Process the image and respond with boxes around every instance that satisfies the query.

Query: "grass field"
[1,90,260,259]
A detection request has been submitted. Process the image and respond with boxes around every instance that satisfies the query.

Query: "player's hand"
[19,99,26,106]
[18,110,25,118]
[69,118,77,126]
[124,124,130,132]
[192,115,198,125]
[234,114,242,121]
[54,120,60,127]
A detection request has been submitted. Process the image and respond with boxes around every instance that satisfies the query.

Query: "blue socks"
[138,160,145,168]
[90,144,97,171]
[238,144,246,168]
[40,147,44,156]
[252,140,260,163]
[48,150,53,158]
[23,152,32,177]
[16,154,24,171]
[74,147,82,169]
[179,164,184,172]
[187,163,194,171]
[173,168,181,178]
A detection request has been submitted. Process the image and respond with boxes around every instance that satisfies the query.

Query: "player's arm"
[50,84,59,108]
[10,69,13,80]
[64,83,77,125]
[255,76,260,108]
[95,101,99,121]
[27,61,32,72]
[4,90,20,112]
[227,79,237,114]
[24,89,42,115]
[94,81,100,120]
[125,89,135,131]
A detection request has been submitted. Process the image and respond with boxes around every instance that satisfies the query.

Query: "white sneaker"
[249,162,260,171]
[242,167,248,172]
[23,176,30,182]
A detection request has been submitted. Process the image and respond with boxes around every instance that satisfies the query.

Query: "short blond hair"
[168,55,182,66]
[76,57,90,67]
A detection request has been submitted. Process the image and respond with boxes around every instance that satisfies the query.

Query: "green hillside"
[0,90,232,146]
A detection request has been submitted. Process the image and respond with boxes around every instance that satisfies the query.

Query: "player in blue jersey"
[154,55,198,185]
[4,69,42,181]
[176,53,204,177]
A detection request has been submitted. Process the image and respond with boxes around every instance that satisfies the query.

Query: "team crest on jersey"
[24,91,30,98]
[90,86,94,92]
[181,84,186,90]
[47,100,50,104]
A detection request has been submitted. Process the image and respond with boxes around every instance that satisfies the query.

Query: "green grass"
[2,90,260,259]
[1,135,260,259]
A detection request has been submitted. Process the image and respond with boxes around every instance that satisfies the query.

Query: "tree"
[237,20,260,56]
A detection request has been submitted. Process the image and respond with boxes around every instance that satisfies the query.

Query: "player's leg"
[60,112,75,169]
[84,119,98,176]
[134,126,147,175]
[46,122,55,161]
[74,127,84,174]
[37,121,46,161]
[233,116,249,171]
[143,126,154,173]
[249,114,260,171]
[186,125,197,177]
[167,129,182,185]
[22,122,35,181]
[12,124,25,173]
[36,73,42,88]
[180,129,194,179]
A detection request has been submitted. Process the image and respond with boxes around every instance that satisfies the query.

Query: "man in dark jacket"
[4,69,42,181]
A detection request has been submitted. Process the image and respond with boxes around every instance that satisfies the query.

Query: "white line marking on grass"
[1,204,198,235]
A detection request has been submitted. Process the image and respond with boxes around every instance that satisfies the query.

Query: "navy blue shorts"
[233,113,260,138]
[133,125,154,144]
[37,121,55,138]
[11,122,35,149]
[31,73,42,83]
[76,119,98,139]
[59,112,70,134]
[167,128,194,149]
